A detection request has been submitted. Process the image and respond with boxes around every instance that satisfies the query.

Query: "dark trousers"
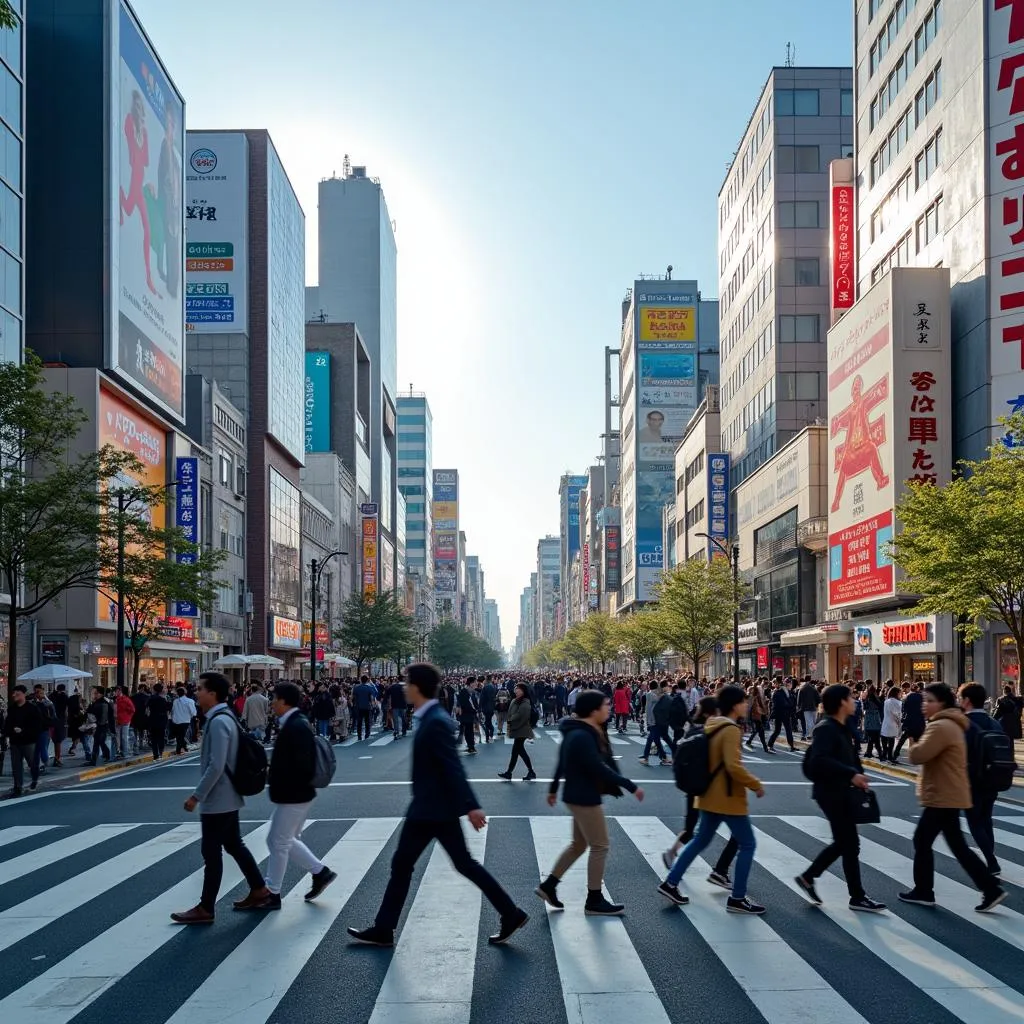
[768,717,794,750]
[199,811,266,913]
[643,724,667,759]
[375,817,516,931]
[172,722,190,754]
[863,730,882,760]
[89,727,111,765]
[482,711,494,741]
[893,729,922,759]
[880,735,896,761]
[804,796,865,900]
[913,806,998,897]
[150,724,167,759]
[507,737,534,774]
[355,709,372,740]
[681,794,738,874]
[461,718,477,752]
[9,742,38,791]
[964,792,1000,873]
[615,713,629,731]
[745,720,769,751]
[393,707,408,737]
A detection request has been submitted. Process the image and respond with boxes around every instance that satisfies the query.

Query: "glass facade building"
[269,468,301,621]
[397,393,433,580]
[0,0,22,367]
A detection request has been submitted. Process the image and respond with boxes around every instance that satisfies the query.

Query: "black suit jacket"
[457,687,479,721]
[268,710,317,804]
[478,683,496,713]
[407,703,479,821]
[807,716,862,804]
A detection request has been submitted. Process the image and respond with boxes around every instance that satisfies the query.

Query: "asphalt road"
[1,723,1022,1024]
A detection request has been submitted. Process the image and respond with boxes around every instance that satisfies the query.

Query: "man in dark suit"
[478,675,496,743]
[457,676,480,754]
[389,679,408,738]
[893,682,925,760]
[352,675,375,741]
[347,663,528,948]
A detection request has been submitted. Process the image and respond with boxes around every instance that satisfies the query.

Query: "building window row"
[777,370,825,403]
[775,88,819,116]
[869,0,941,132]
[871,230,913,283]
[684,450,704,487]
[778,257,820,287]
[723,319,773,410]
[870,105,912,185]
[870,169,912,241]
[869,0,885,22]
[915,63,941,125]
[915,127,942,189]
[778,314,821,343]
[777,144,820,174]
[916,195,943,251]
[721,102,773,229]
[721,239,756,312]
[869,0,920,77]
[720,154,773,281]
[685,499,706,530]
[778,200,819,228]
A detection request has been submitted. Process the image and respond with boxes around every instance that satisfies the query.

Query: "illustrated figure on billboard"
[156,99,181,299]
[638,410,665,443]
[830,373,890,512]
[119,90,159,298]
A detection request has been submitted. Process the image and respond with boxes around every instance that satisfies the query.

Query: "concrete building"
[299,452,357,604]
[536,536,560,641]
[671,386,724,565]
[396,392,433,595]
[465,555,484,637]
[515,576,538,661]
[558,474,588,627]
[718,67,854,490]
[305,164,399,582]
[484,598,501,653]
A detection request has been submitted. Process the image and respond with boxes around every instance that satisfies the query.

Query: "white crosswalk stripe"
[0,813,1022,1024]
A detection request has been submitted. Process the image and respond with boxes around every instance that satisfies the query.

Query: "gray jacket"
[645,690,664,727]
[193,705,244,814]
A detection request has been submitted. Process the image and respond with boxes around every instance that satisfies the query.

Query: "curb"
[1,749,193,799]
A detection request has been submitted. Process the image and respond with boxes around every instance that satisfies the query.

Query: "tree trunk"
[5,602,18,702]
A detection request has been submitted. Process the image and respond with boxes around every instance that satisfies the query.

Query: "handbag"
[848,787,880,825]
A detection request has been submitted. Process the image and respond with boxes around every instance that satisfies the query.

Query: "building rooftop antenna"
[785,42,796,67]
[342,153,352,179]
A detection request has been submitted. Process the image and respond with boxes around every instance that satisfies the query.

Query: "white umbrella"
[245,654,285,667]
[213,654,251,668]
[18,664,92,682]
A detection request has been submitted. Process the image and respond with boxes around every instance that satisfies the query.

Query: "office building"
[536,536,560,641]
[432,469,459,621]
[465,555,483,636]
[671,386,724,566]
[397,392,433,592]
[558,473,587,629]
[484,598,501,653]
[717,67,853,489]
[617,278,719,612]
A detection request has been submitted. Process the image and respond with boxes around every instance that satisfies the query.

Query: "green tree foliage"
[891,413,1024,690]
[0,4,16,32]
[617,608,666,672]
[655,557,746,674]
[580,611,620,672]
[553,622,590,669]
[523,638,556,669]
[0,355,141,697]
[428,620,502,671]
[336,590,416,673]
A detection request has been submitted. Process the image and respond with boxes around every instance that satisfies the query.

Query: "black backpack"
[970,721,1017,793]
[673,723,737,795]
[653,694,672,731]
[214,710,268,796]
[668,694,690,731]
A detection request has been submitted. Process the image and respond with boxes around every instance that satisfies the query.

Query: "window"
[841,88,854,117]
[915,64,941,126]
[778,201,819,228]
[778,257,820,286]
[916,195,944,251]
[871,230,912,282]
[870,170,911,240]
[778,314,820,342]
[775,89,819,116]
[776,372,823,401]
[218,451,232,487]
[915,129,942,188]
[776,145,820,173]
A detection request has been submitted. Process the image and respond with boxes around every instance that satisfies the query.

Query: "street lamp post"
[698,532,741,683]
[309,551,348,682]
[116,490,126,694]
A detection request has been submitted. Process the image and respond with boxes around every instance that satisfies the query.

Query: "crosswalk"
[0,812,1022,1023]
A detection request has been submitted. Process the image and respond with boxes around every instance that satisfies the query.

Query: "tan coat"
[908,708,972,809]
[695,717,763,816]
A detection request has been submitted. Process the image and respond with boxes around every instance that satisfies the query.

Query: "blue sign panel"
[304,352,331,453]
[175,457,199,616]
[706,453,731,560]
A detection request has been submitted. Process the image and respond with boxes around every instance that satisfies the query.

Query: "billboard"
[304,351,331,453]
[270,614,302,649]
[827,269,951,608]
[112,2,186,419]
[565,475,587,558]
[638,349,698,459]
[174,456,199,616]
[380,536,395,594]
[639,305,696,342]
[435,531,458,560]
[604,525,621,592]
[434,561,457,594]
[96,386,167,625]
[361,512,379,598]
[184,131,248,332]
[831,183,855,311]
[706,453,731,560]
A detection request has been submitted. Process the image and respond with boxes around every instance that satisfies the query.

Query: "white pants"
[265,802,323,894]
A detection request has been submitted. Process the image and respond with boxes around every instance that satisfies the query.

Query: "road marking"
[370,734,395,747]
[165,818,400,1024]
[0,823,139,883]
[0,825,60,849]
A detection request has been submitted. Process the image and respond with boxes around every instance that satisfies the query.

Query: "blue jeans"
[667,810,756,899]
[316,719,331,738]
[643,725,667,760]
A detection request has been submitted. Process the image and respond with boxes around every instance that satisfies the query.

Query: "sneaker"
[346,925,395,947]
[488,908,529,945]
[637,757,649,765]
[496,771,513,780]
[897,890,936,907]
[534,878,564,911]
[794,874,822,906]
[661,848,677,872]
[849,896,887,913]
[657,881,689,906]
[584,892,625,916]
[726,896,766,915]
[976,889,1008,914]
[305,867,338,902]
[707,871,732,891]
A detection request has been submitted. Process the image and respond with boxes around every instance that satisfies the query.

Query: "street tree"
[580,612,620,672]
[556,622,591,669]
[0,354,140,698]
[428,620,502,671]
[336,590,410,673]
[523,638,556,669]
[617,608,667,672]
[655,558,745,674]
[891,412,1024,692]
[0,4,15,31]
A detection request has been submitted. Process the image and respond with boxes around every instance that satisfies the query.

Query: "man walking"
[352,675,375,741]
[3,685,43,796]
[171,686,197,754]
[388,677,408,738]
[458,676,480,754]
[893,682,926,761]
[347,662,529,947]
[479,675,496,743]
[146,682,170,760]
[51,683,69,767]
[235,682,336,910]
[242,683,270,742]
[31,684,57,772]
[638,680,671,766]
[171,672,270,924]
[113,685,135,759]
[767,678,796,752]
[797,677,820,740]
[795,684,887,912]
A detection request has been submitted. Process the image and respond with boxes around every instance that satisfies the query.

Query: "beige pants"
[551,804,610,891]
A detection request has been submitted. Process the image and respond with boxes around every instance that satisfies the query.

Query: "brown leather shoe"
[170,905,215,924]
[233,887,272,910]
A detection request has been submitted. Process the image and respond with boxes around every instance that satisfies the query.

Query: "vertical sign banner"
[112,1,186,419]
[604,525,621,592]
[566,476,587,558]
[827,269,950,608]
[987,0,1024,429]
[831,185,855,310]
[185,131,249,332]
[706,453,731,559]
[174,456,199,616]
[361,509,379,599]
[304,351,331,452]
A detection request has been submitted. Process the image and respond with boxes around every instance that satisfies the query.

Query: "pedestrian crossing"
[1,813,1022,1024]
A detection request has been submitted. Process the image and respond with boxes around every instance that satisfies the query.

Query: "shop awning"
[780,626,852,647]
[142,641,221,656]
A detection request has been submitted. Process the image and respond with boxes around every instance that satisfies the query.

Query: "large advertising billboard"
[112,1,185,419]
[185,131,249,333]
[96,386,167,625]
[565,475,587,558]
[827,269,951,608]
[304,351,331,453]
[361,512,379,598]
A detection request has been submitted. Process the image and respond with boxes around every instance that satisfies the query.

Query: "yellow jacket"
[908,708,972,809]
[695,717,763,816]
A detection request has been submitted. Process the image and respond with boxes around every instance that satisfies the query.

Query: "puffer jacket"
[506,697,534,739]
[695,716,763,816]
[908,708,972,809]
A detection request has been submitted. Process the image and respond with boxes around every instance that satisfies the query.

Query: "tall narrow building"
[397,391,433,617]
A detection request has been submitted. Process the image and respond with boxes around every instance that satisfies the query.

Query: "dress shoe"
[233,887,273,910]
[488,908,529,945]
[347,925,394,947]
[171,905,215,924]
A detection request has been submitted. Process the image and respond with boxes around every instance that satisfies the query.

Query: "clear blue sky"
[133,0,853,646]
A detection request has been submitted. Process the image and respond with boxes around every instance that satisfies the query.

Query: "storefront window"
[892,654,942,683]
[998,636,1020,688]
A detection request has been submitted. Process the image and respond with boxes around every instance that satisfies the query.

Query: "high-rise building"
[484,598,501,653]
[558,473,588,630]
[397,392,433,594]
[617,279,719,611]
[432,469,459,621]
[465,555,483,636]
[536,536,560,640]
[717,66,854,491]
[306,165,399,587]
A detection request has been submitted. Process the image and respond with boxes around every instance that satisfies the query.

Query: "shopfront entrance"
[847,613,953,687]
[892,654,942,684]
[996,635,1020,689]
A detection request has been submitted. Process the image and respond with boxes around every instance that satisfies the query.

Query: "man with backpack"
[959,683,1017,878]
[666,683,690,749]
[172,672,269,924]
[639,680,672,766]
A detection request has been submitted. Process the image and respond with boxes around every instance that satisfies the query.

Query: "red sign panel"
[828,509,895,606]
[831,185,855,310]
[756,646,769,670]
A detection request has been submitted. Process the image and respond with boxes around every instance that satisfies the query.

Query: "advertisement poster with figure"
[112,1,186,419]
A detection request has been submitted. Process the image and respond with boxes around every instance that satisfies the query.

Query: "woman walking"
[536,690,644,915]
[862,683,884,760]
[498,683,537,782]
[881,684,902,764]
[613,681,632,733]
[744,683,770,753]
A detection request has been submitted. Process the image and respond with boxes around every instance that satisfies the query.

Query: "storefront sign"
[851,614,950,655]
[302,621,330,646]
[156,616,198,642]
[604,525,621,592]
[738,621,759,643]
[756,646,769,670]
[831,184,855,310]
[362,513,379,598]
[882,621,930,645]
[706,453,731,558]
[771,655,785,674]
[174,457,199,617]
[96,656,119,667]
[269,614,302,649]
